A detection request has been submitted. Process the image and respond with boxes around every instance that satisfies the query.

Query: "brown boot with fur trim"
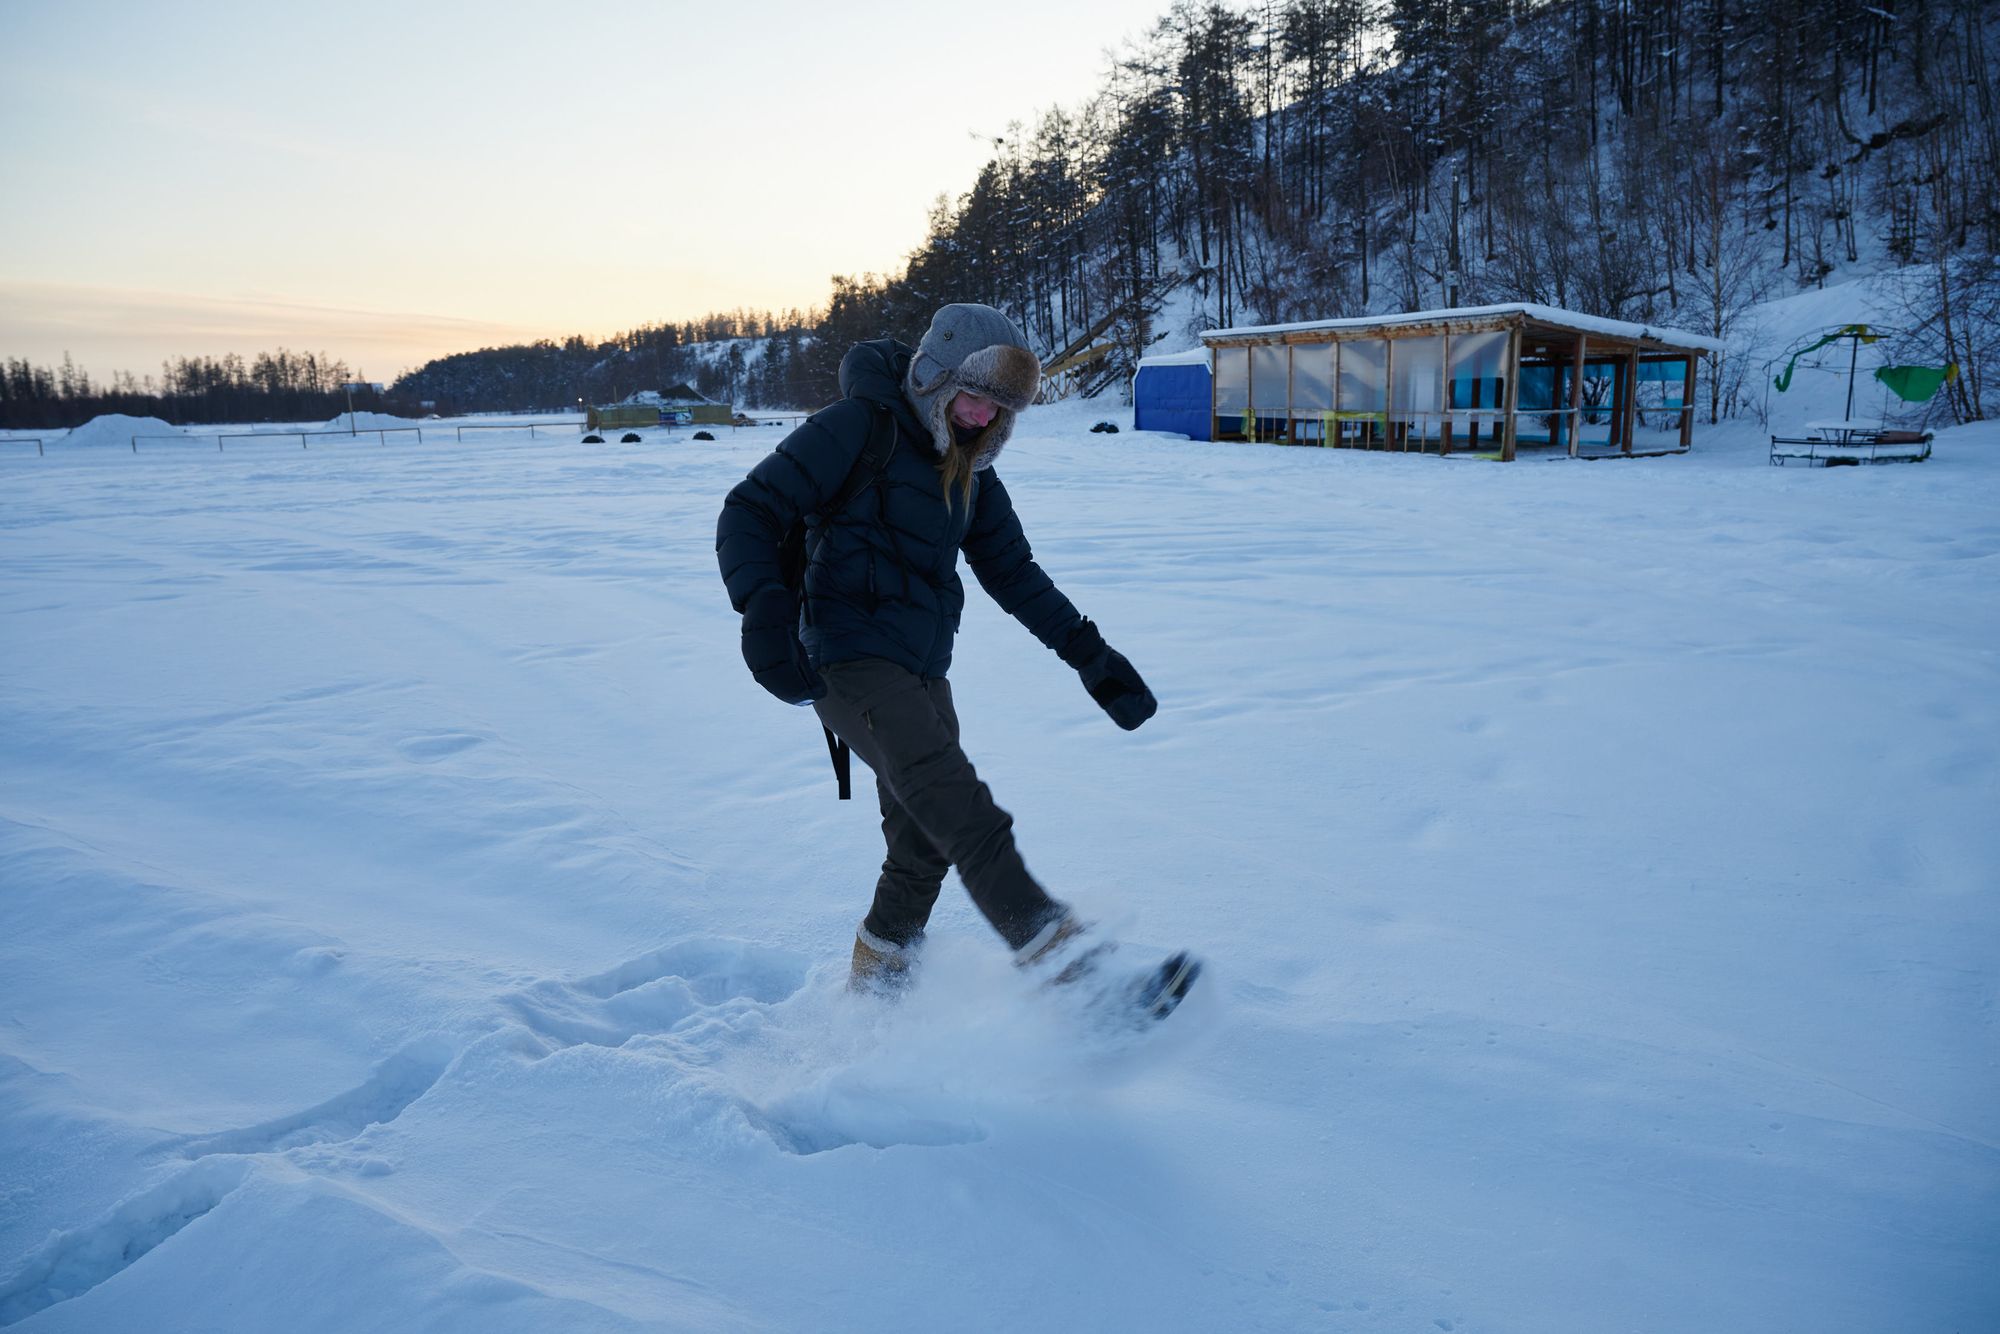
[848,927,920,996]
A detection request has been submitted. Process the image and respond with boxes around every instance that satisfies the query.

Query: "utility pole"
[1358,216,1370,305]
[1446,168,1462,308]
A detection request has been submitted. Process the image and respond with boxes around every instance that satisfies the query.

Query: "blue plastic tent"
[1133,350,1212,440]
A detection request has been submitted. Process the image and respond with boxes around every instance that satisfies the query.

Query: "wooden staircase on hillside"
[1034,277,1181,403]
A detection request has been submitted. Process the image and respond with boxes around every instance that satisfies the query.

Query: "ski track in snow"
[2,401,1997,1332]
[0,933,1032,1326]
[0,1157,251,1327]
[4,861,1170,1327]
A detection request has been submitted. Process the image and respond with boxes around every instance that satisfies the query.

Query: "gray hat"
[911,304,1032,388]
[904,303,1041,469]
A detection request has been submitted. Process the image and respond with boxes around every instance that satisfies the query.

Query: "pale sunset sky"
[1,0,1173,384]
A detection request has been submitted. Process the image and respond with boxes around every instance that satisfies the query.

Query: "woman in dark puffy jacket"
[716,303,1157,994]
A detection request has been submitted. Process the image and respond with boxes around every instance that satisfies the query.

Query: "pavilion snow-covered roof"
[1199,303,1725,355]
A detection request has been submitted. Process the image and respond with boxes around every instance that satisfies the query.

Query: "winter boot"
[1015,913,1202,1024]
[1012,912,1112,987]
[848,926,920,996]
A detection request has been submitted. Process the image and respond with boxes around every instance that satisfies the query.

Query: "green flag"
[1873,363,1959,404]
[1773,324,1880,392]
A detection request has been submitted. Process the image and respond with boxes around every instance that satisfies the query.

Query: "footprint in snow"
[741,1073,988,1156]
[503,938,810,1054]
[506,938,991,1158]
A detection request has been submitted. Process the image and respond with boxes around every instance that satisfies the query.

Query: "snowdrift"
[54,414,181,449]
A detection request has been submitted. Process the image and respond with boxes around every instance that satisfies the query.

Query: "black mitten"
[740,586,824,705]
[1059,619,1158,731]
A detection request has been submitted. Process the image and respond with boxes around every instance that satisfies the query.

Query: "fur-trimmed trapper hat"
[903,303,1040,470]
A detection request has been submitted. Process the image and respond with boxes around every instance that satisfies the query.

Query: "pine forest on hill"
[5,0,1995,431]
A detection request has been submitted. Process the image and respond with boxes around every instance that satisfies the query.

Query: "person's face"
[949,391,998,431]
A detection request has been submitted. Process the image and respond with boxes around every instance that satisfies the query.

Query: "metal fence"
[455,420,586,441]
[126,427,430,451]
[1231,403,1694,458]
[23,415,788,459]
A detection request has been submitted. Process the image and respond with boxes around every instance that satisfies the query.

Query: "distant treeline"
[0,319,818,430]
[1,349,389,431]
[387,313,827,419]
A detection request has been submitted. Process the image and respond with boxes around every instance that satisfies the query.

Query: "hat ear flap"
[907,352,952,398]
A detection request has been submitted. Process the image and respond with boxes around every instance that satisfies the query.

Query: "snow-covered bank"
[2,406,1995,1331]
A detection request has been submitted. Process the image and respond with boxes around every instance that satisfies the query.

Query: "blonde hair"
[936,435,979,510]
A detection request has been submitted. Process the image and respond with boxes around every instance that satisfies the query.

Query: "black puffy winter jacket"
[716,339,1086,680]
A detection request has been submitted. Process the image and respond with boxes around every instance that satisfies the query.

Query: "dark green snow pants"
[813,658,1064,952]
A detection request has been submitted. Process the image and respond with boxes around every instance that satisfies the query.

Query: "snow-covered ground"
[2,400,1995,1332]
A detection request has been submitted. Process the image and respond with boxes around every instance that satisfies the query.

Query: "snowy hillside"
[2,407,1995,1331]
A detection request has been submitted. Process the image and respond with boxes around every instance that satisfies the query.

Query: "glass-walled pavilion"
[1201,304,1721,460]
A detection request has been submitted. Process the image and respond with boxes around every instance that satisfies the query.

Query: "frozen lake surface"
[2,401,1995,1331]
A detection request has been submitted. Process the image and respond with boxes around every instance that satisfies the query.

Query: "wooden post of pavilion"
[1680,353,1697,450]
[1288,342,1304,446]
[1385,339,1397,451]
[1441,330,1454,457]
[1245,348,1256,444]
[1568,335,1587,458]
[1336,342,1352,452]
[1500,323,1522,462]
[1621,346,1640,456]
[1602,360,1614,451]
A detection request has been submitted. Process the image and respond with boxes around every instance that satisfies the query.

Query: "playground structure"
[1763,324,1955,466]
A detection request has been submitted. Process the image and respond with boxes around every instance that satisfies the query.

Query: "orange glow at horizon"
[0,0,1173,383]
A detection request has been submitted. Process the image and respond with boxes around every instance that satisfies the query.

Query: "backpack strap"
[823,722,854,801]
[817,404,897,800]
[825,403,897,515]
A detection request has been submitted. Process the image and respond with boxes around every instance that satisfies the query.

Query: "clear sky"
[0,0,1173,383]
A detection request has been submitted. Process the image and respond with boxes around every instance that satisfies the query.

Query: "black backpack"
[780,402,897,799]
